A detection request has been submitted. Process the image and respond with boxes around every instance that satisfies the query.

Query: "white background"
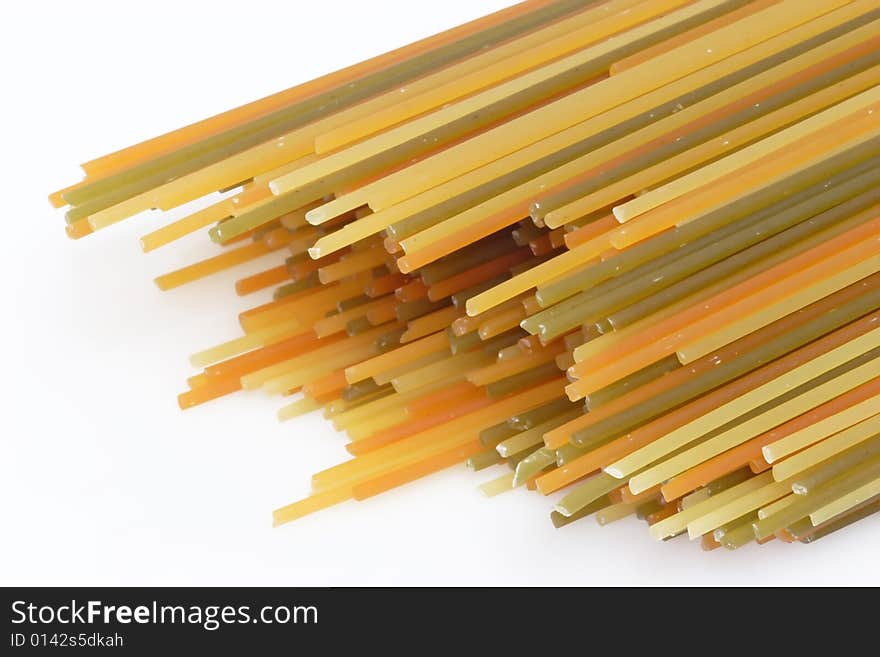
[2,0,877,586]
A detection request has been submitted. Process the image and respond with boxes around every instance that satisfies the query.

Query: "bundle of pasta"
[51,0,880,550]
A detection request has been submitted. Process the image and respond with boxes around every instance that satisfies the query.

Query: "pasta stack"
[50,0,880,550]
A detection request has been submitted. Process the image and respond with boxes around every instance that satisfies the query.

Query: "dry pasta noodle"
[51,0,880,550]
